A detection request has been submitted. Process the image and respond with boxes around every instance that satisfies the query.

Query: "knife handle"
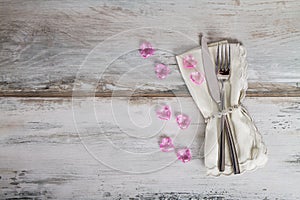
[224,115,240,174]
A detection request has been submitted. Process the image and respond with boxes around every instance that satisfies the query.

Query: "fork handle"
[218,81,226,172]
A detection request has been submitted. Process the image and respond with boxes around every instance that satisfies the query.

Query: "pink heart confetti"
[156,105,172,120]
[183,54,197,68]
[176,114,191,129]
[177,148,192,163]
[190,71,205,85]
[159,137,175,152]
[155,63,171,79]
[139,42,155,58]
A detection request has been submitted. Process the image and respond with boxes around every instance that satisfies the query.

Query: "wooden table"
[0,1,299,199]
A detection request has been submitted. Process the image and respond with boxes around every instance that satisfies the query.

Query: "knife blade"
[201,37,221,104]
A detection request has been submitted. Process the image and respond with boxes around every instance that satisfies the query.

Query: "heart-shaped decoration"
[139,41,155,58]
[156,105,172,120]
[183,54,197,69]
[176,114,191,129]
[190,71,205,85]
[177,148,192,163]
[155,63,171,79]
[159,137,175,152]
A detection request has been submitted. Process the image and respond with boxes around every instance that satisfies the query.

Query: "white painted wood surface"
[0,0,300,199]
[0,0,299,97]
[0,97,300,199]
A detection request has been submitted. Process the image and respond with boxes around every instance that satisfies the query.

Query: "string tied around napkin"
[204,104,241,123]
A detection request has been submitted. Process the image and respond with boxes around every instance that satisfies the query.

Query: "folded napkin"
[176,42,268,176]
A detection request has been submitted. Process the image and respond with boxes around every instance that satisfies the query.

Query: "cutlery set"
[176,37,268,176]
[201,37,240,174]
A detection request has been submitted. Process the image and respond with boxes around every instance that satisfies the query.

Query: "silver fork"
[216,43,240,174]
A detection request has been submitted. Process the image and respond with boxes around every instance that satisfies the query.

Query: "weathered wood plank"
[0,97,299,199]
[0,0,299,97]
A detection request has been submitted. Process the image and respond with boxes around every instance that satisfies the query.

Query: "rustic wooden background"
[0,0,299,199]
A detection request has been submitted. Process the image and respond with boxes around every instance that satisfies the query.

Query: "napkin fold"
[176,42,268,176]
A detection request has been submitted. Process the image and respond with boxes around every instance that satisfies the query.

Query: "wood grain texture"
[0,0,299,97]
[1,0,300,199]
[0,97,299,199]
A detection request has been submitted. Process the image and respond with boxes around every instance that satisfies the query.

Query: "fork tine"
[224,44,230,73]
[223,44,227,71]
[228,44,231,71]
[216,43,220,74]
[224,44,227,71]
[220,44,224,71]
[216,43,219,69]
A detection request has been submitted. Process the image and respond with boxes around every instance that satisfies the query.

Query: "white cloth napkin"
[176,42,268,176]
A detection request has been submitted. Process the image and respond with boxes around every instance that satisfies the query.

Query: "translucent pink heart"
[176,114,191,129]
[183,54,197,68]
[177,148,192,163]
[159,137,175,152]
[190,71,205,85]
[156,105,172,120]
[155,64,170,79]
[139,42,155,58]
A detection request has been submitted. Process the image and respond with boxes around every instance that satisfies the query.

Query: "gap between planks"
[0,83,299,98]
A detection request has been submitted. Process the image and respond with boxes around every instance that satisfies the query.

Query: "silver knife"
[201,36,225,172]
[201,37,221,105]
